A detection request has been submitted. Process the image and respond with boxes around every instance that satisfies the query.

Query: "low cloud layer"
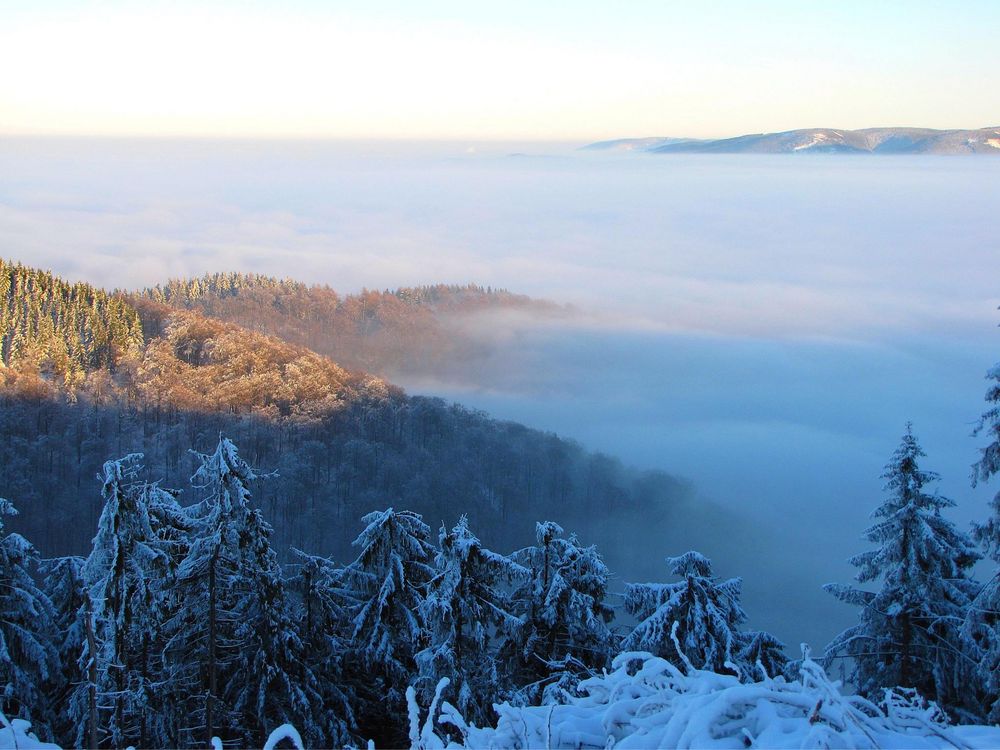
[407,319,997,648]
[3,139,997,338]
[2,137,998,649]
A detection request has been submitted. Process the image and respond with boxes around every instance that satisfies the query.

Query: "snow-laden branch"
[402,651,1000,749]
[262,724,304,750]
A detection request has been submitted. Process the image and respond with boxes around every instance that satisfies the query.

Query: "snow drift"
[0,713,59,750]
[407,651,1000,749]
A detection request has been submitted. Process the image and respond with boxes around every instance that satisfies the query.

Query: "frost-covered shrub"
[408,650,1000,749]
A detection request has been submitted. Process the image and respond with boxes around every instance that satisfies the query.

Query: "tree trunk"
[900,612,912,688]
[140,629,149,749]
[899,522,912,688]
[207,547,218,743]
[85,592,99,750]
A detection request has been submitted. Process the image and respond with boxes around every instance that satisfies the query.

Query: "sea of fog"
[2,137,998,651]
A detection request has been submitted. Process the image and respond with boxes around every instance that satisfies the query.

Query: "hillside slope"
[138,272,567,380]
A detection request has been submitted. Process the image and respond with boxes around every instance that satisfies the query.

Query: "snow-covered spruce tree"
[339,508,435,744]
[506,521,615,704]
[967,356,1000,722]
[162,437,334,748]
[40,555,85,746]
[416,515,526,727]
[71,455,174,749]
[290,550,357,746]
[132,478,195,746]
[824,424,981,720]
[0,498,57,739]
[623,551,757,678]
[132,480,193,748]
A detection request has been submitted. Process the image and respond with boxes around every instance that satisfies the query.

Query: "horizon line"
[3,124,999,144]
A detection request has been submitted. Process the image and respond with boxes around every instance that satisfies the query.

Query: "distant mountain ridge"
[583,137,703,152]
[584,126,1000,155]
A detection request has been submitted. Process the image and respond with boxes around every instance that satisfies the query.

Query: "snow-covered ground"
[407,652,1000,750]
[0,715,59,750]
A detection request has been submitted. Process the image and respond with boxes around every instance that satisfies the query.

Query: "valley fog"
[2,137,998,651]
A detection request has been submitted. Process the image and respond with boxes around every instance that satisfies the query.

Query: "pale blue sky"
[2,0,998,138]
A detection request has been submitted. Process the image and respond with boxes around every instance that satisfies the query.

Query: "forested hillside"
[139,272,566,378]
[0,260,142,384]
[0,263,693,574]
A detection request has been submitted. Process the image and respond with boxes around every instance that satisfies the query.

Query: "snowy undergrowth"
[406,651,1000,750]
[0,713,59,750]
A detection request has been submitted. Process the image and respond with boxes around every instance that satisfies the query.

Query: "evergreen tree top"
[142,271,517,308]
[848,425,980,585]
[668,550,714,578]
[877,423,949,510]
[351,508,434,562]
[190,437,258,513]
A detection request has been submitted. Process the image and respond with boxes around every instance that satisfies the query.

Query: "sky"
[2,0,1000,140]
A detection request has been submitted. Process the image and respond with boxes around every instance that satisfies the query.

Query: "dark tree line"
[0,381,689,579]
